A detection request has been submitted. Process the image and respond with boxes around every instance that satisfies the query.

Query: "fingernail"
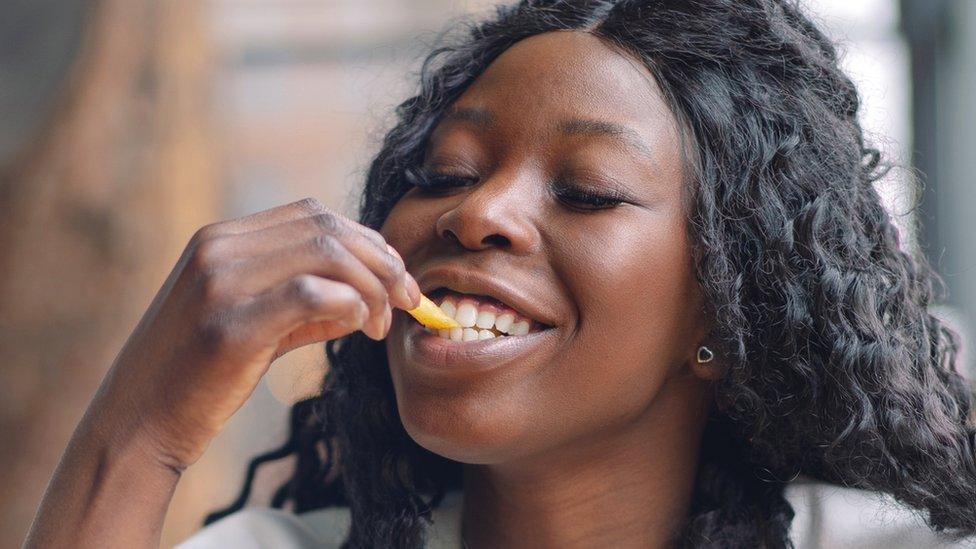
[405,273,421,308]
[394,280,413,309]
[386,244,417,309]
[382,303,393,338]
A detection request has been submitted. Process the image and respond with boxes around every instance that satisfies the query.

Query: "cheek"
[378,192,437,252]
[553,209,697,415]
[583,213,694,338]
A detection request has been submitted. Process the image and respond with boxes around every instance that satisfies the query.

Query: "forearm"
[24,401,181,549]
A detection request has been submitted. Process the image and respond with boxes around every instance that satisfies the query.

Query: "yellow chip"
[406,294,460,329]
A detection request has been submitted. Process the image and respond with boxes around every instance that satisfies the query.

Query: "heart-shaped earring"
[696,346,714,364]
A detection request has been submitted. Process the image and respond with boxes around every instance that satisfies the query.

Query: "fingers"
[195,197,390,251]
[238,275,371,349]
[202,197,329,236]
[217,212,419,315]
[192,199,420,306]
[226,235,398,338]
[186,197,421,342]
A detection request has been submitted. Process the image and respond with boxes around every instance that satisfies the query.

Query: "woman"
[25,0,976,547]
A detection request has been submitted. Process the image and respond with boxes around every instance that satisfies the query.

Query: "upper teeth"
[431,296,533,340]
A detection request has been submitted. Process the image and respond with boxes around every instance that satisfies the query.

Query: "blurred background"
[1,0,973,546]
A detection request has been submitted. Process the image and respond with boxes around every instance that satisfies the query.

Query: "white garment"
[175,475,976,548]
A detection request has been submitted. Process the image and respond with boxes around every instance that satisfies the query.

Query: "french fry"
[406,294,460,329]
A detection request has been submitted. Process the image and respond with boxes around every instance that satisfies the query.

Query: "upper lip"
[415,264,557,328]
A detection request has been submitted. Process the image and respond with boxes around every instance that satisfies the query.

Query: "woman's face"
[382,30,712,464]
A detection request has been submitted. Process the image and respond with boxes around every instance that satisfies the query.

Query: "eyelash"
[405,166,627,211]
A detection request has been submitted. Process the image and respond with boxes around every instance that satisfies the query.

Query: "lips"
[401,317,559,375]
[392,262,561,375]
[415,265,558,329]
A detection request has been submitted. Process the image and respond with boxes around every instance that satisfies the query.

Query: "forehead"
[463,32,673,128]
[432,30,682,167]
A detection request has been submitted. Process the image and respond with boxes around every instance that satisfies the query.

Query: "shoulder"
[784,475,976,549]
[174,506,351,549]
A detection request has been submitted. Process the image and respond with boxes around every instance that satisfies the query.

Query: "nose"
[434,169,541,255]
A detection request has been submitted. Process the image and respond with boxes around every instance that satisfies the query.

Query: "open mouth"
[423,287,552,342]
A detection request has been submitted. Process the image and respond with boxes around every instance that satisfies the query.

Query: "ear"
[689,344,728,381]
[686,304,726,381]
[686,291,727,381]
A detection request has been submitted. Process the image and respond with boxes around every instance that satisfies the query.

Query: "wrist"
[78,407,184,491]
[85,370,203,476]
[80,389,188,480]
[24,402,183,549]
[104,424,187,482]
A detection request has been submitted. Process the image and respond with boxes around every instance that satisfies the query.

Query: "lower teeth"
[428,326,508,341]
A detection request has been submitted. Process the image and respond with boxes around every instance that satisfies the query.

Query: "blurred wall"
[0,0,88,167]
[903,0,976,370]
[0,0,220,546]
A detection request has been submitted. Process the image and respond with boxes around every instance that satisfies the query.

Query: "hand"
[94,197,419,473]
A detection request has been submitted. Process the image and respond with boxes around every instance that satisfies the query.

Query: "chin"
[393,386,531,464]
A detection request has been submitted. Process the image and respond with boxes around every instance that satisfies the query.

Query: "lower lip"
[403,320,556,374]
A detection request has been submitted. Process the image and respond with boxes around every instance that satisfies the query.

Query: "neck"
[459,374,710,549]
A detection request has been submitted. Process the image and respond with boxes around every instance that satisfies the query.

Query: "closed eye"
[550,183,628,211]
[404,165,631,211]
[404,166,478,193]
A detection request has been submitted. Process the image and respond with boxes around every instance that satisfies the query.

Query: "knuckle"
[188,236,225,273]
[360,226,387,249]
[379,251,405,284]
[359,281,388,309]
[310,213,343,235]
[309,234,340,257]
[296,197,326,214]
[289,275,326,308]
[190,222,221,246]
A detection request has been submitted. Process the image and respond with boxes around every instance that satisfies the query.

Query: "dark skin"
[383,31,723,548]
[25,29,722,549]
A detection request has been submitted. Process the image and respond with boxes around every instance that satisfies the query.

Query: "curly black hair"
[203,1,976,547]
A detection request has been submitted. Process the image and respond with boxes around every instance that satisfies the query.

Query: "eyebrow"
[441,105,654,160]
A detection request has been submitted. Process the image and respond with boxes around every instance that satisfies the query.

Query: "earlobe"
[696,346,714,364]
[690,344,728,381]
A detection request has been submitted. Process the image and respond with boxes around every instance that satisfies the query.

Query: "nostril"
[481,234,509,247]
[441,228,460,243]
